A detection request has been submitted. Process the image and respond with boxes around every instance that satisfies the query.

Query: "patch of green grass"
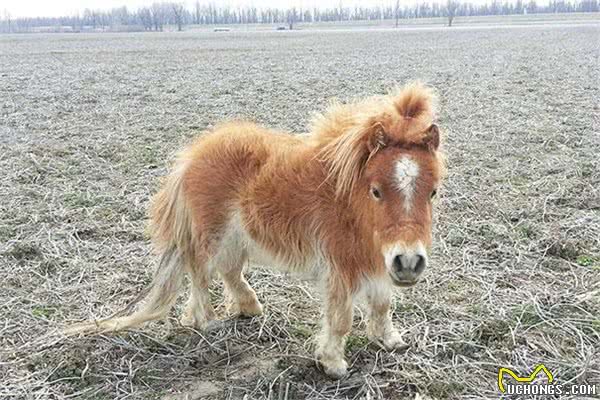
[518,225,537,239]
[6,243,42,261]
[469,303,484,314]
[510,304,543,327]
[32,306,57,319]
[0,225,15,242]
[510,176,530,186]
[546,239,582,262]
[135,391,168,400]
[290,324,312,339]
[37,259,62,276]
[94,206,122,222]
[64,192,98,208]
[446,281,463,292]
[576,255,600,268]
[476,318,511,344]
[346,334,369,352]
[428,379,466,399]
[395,302,417,312]
[52,148,74,158]
[142,226,153,240]
[136,145,160,167]
[589,320,600,336]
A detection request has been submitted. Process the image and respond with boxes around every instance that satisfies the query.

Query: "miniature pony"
[67,82,445,378]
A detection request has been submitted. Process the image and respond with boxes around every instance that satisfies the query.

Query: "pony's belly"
[223,211,289,269]
[238,222,321,275]
[245,239,285,269]
[231,205,322,275]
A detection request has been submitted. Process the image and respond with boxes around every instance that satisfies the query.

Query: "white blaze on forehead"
[394,156,419,211]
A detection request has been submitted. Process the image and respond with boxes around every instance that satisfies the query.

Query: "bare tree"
[194,1,201,24]
[171,3,185,31]
[446,0,459,26]
[138,7,153,30]
[287,7,297,30]
[3,9,12,33]
[71,12,81,31]
[83,9,97,29]
[3,2,597,34]
[150,2,166,31]
[111,6,129,27]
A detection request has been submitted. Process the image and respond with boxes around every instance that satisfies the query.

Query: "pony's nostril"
[415,255,426,274]
[393,255,404,271]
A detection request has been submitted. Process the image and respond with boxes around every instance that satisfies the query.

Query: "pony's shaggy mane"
[311,82,438,198]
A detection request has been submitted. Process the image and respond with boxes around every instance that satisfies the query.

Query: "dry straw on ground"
[1,16,599,399]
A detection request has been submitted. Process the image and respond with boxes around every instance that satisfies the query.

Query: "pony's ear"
[366,123,388,155]
[422,124,440,151]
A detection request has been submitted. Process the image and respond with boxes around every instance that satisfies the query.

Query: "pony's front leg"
[316,276,352,379]
[365,276,406,350]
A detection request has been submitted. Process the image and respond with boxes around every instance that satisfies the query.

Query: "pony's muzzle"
[393,254,426,275]
[384,242,427,286]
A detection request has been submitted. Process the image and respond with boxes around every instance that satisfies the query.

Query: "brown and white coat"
[66,82,446,379]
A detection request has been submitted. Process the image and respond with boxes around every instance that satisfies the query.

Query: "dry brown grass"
[1,16,599,399]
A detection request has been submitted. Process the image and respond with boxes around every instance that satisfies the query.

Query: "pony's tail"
[64,155,195,336]
[63,248,185,335]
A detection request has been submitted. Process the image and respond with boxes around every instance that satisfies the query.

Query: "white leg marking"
[217,211,262,317]
[363,276,407,350]
[315,276,352,379]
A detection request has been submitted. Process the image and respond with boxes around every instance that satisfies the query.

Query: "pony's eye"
[431,189,437,199]
[371,187,382,200]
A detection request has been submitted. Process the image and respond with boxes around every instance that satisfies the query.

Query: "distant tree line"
[1,0,598,33]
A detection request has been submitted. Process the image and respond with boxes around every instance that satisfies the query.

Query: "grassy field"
[1,15,599,400]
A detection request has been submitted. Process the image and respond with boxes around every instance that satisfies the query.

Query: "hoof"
[228,300,263,317]
[180,313,211,330]
[179,316,204,330]
[320,358,348,379]
[369,330,408,351]
[383,330,409,351]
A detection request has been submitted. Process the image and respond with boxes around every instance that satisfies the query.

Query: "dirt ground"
[1,16,599,400]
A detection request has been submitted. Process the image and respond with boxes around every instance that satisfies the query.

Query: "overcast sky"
[3,0,521,19]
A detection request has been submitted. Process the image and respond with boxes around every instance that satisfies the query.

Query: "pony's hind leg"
[180,252,215,330]
[216,229,262,317]
[220,254,263,317]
